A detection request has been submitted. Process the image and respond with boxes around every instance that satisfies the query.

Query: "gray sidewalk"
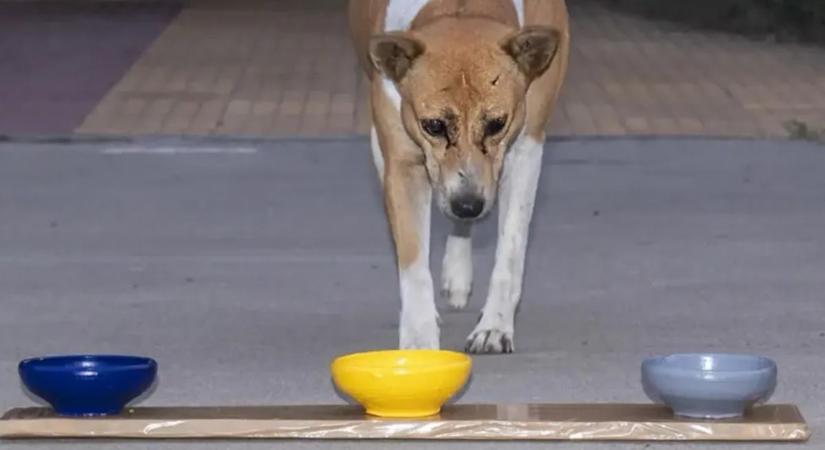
[1,137,823,449]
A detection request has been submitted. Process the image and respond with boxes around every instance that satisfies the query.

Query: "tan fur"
[349,0,569,269]
[370,79,428,267]
[522,0,570,140]
[347,0,388,81]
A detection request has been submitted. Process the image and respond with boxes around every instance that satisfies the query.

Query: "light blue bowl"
[642,353,777,419]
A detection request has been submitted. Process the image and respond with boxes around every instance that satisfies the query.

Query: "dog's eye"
[421,119,447,138]
[485,117,507,136]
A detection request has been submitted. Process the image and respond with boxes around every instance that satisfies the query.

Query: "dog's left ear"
[369,33,425,83]
[501,26,561,80]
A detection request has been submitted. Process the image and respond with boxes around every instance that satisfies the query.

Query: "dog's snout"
[450,194,485,219]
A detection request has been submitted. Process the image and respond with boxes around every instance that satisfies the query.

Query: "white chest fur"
[384,0,524,32]
[380,0,525,111]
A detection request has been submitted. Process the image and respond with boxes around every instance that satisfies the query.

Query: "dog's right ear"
[369,33,425,82]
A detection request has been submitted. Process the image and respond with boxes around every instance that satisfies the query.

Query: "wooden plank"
[0,404,811,441]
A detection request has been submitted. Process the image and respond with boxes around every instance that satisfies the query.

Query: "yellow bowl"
[331,349,472,418]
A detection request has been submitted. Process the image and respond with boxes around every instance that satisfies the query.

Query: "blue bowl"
[642,353,777,419]
[19,355,157,416]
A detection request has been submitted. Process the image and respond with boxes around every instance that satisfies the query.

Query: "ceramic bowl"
[642,353,777,419]
[19,355,157,416]
[331,349,471,418]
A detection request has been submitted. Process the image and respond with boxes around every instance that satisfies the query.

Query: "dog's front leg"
[384,161,439,349]
[466,134,544,354]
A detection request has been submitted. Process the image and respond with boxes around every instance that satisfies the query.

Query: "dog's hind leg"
[441,221,473,310]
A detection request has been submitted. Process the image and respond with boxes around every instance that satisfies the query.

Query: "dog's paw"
[441,285,471,310]
[399,315,440,350]
[464,327,514,354]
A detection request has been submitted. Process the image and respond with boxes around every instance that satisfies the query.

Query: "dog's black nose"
[450,194,485,219]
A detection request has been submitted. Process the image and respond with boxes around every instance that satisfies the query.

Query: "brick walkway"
[0,1,179,135]
[77,0,825,139]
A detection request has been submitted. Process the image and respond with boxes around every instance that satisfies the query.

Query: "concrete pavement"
[1,137,824,449]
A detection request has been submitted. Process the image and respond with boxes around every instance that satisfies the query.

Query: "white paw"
[442,285,471,310]
[441,235,472,310]
[399,314,440,349]
[465,313,514,354]
[465,327,514,354]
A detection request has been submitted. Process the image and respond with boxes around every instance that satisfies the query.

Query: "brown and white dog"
[348,0,569,353]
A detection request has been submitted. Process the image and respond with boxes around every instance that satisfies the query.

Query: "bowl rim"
[331,349,471,371]
[642,353,776,375]
[19,355,157,373]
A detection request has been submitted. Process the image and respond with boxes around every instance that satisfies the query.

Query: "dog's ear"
[369,33,425,82]
[501,26,561,80]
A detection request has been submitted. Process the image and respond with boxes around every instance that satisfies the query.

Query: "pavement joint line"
[101,146,258,155]
[0,255,394,265]
[0,133,809,149]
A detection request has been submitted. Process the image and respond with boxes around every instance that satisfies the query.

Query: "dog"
[348,0,569,353]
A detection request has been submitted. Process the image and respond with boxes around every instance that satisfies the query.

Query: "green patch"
[601,0,825,44]
[784,120,825,143]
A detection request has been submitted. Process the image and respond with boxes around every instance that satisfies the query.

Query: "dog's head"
[370,18,561,221]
